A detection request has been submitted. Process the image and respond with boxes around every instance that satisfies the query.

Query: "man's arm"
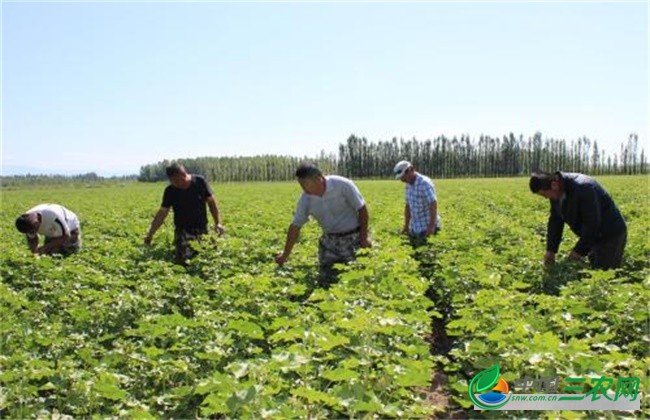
[425,201,438,236]
[276,195,309,265]
[206,196,225,235]
[546,201,564,252]
[341,182,371,246]
[275,224,301,266]
[422,181,438,236]
[403,203,411,234]
[26,235,39,253]
[357,205,371,248]
[144,207,170,245]
[545,201,564,264]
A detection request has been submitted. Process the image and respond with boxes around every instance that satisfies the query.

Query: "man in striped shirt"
[393,160,442,247]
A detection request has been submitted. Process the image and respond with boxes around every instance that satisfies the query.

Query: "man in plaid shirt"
[393,160,442,246]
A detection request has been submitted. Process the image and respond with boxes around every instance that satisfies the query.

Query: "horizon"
[2,130,646,177]
[2,129,644,178]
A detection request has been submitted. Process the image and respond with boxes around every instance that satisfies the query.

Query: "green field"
[1,176,648,417]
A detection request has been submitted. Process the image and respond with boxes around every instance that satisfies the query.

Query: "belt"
[327,226,360,237]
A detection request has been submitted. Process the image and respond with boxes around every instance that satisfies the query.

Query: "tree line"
[138,132,646,182]
[338,132,646,179]
[138,155,339,183]
[0,173,138,189]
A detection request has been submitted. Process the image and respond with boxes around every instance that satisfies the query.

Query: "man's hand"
[274,252,288,266]
[360,236,372,248]
[214,224,225,236]
[568,250,584,261]
[425,225,436,236]
[401,226,409,235]
[144,234,153,246]
[543,251,556,265]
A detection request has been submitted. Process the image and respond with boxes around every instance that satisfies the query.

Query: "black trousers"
[174,227,207,265]
[588,228,627,270]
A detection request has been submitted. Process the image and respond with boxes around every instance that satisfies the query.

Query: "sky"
[2,0,648,176]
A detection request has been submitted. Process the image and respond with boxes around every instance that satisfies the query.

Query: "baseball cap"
[393,160,412,179]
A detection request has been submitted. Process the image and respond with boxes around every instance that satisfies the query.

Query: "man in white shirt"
[275,163,371,286]
[15,204,82,256]
[393,160,442,247]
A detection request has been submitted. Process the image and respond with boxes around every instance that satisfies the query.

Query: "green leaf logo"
[475,364,500,393]
[468,364,511,410]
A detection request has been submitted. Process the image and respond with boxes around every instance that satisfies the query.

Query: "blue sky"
[2,1,648,176]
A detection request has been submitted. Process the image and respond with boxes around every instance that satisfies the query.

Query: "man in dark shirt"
[145,163,225,264]
[529,171,627,269]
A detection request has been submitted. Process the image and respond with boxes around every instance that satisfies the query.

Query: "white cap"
[393,160,412,179]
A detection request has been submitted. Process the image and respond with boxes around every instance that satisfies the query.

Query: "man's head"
[295,162,326,196]
[529,172,563,199]
[393,160,415,183]
[15,213,40,235]
[166,163,190,188]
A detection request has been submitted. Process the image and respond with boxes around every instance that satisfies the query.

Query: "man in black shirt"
[529,171,627,269]
[145,163,225,264]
